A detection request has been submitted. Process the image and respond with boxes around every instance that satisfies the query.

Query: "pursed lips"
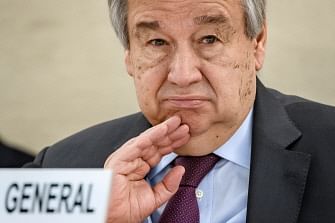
[163,95,210,109]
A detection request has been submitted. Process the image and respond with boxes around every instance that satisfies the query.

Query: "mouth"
[163,96,210,109]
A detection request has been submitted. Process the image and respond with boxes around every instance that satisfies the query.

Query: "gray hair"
[108,0,266,49]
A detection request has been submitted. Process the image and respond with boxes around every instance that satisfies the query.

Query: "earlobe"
[125,50,134,77]
[254,23,267,71]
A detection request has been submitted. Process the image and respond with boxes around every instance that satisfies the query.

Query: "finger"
[142,125,190,166]
[141,145,158,162]
[105,116,183,169]
[155,124,189,147]
[141,116,181,143]
[164,116,183,134]
[158,133,191,155]
[106,135,152,165]
[117,116,182,161]
[168,124,189,141]
[117,116,183,163]
[126,159,151,180]
[171,133,191,149]
[152,166,185,208]
[145,152,162,168]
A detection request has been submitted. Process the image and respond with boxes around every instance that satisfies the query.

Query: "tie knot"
[175,154,220,187]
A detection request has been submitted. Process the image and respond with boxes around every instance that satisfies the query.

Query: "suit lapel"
[247,80,311,223]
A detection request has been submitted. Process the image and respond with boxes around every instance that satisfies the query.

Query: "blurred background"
[1,0,334,155]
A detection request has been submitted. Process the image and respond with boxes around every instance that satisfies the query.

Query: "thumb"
[152,166,185,208]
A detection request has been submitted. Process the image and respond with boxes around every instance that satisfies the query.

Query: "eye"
[148,39,168,46]
[200,35,219,44]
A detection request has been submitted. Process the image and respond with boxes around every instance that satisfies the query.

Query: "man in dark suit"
[0,139,34,167]
[26,0,335,222]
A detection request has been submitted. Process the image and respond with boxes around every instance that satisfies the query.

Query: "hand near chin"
[104,116,190,223]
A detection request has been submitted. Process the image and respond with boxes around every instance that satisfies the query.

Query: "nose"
[167,44,202,87]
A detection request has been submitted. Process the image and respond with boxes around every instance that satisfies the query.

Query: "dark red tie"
[159,154,220,223]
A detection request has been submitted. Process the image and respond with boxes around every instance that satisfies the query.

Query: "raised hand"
[104,116,190,223]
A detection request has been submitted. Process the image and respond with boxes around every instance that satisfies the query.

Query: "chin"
[176,111,210,136]
[147,109,212,135]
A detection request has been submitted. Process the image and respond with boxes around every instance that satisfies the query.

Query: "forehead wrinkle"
[136,21,160,30]
[134,20,161,35]
[194,14,229,26]
[129,1,240,39]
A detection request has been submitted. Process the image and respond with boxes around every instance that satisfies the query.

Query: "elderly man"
[26,0,335,222]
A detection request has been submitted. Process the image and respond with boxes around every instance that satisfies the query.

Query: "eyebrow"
[135,21,160,31]
[193,15,229,25]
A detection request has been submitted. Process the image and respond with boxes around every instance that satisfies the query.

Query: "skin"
[104,0,267,222]
[105,116,190,223]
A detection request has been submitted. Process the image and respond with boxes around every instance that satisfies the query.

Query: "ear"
[254,22,267,71]
[125,50,134,77]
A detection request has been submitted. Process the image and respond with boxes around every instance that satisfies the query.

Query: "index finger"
[109,116,183,162]
[140,116,182,142]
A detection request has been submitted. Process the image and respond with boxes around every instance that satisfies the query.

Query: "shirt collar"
[148,108,253,180]
[214,108,253,169]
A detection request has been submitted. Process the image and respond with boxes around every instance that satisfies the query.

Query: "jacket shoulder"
[30,113,151,168]
[268,88,335,129]
[267,88,335,159]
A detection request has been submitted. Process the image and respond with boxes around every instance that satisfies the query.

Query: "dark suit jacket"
[0,140,34,167]
[25,80,335,223]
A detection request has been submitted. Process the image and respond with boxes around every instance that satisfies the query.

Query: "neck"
[175,122,239,156]
[175,108,253,156]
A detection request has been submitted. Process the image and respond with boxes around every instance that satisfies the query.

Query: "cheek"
[202,51,245,98]
[131,47,169,100]
[134,79,152,105]
[133,71,162,114]
[131,51,170,123]
[131,46,169,78]
[237,51,257,103]
[202,47,256,112]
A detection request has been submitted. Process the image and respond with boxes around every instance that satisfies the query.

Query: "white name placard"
[0,169,112,223]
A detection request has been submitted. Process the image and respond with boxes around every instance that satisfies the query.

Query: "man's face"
[126,0,266,141]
